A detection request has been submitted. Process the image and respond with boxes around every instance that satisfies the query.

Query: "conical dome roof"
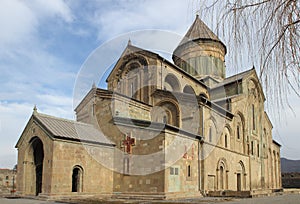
[173,15,227,81]
[177,14,225,49]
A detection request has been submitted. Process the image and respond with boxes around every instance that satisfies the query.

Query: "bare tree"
[199,0,299,110]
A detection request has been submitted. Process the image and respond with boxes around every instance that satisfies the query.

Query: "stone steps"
[112,193,166,200]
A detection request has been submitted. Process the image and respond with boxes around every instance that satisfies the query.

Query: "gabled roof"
[105,42,208,89]
[16,111,114,147]
[34,113,114,145]
[210,67,266,101]
[106,41,157,83]
[178,15,225,47]
[211,68,255,89]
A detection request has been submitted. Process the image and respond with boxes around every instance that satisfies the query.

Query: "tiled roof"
[178,15,223,46]
[34,113,114,146]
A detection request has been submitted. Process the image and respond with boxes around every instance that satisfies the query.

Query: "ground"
[1,194,300,204]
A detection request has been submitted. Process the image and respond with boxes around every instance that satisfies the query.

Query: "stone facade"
[15,113,114,198]
[15,15,281,199]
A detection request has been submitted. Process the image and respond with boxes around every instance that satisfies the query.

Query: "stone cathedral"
[16,15,281,199]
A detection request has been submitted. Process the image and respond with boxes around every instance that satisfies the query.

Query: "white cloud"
[27,0,74,23]
[88,0,198,41]
[0,102,32,168]
[0,0,74,47]
[0,47,76,104]
[0,0,77,168]
[0,0,37,46]
[0,0,74,49]
[36,94,73,107]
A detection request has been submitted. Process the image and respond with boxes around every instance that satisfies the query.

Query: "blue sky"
[0,0,299,168]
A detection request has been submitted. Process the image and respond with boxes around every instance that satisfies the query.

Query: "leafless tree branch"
[199,0,300,114]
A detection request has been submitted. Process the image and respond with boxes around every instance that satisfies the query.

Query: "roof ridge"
[35,112,91,126]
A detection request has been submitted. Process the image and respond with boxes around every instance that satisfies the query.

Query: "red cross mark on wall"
[122,134,135,154]
[183,144,195,160]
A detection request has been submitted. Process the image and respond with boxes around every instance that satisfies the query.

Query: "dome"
[173,15,227,81]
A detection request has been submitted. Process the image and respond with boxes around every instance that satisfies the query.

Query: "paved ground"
[1,194,300,204]
[0,198,65,204]
[218,194,300,204]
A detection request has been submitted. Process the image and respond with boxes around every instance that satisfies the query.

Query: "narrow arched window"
[209,127,212,142]
[187,165,191,177]
[252,104,255,130]
[225,134,228,148]
[247,144,250,155]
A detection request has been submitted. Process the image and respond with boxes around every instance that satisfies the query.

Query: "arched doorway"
[72,166,83,192]
[237,161,246,191]
[217,159,228,190]
[30,137,44,196]
[220,166,224,190]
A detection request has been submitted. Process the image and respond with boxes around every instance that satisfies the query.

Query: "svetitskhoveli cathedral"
[16,15,281,199]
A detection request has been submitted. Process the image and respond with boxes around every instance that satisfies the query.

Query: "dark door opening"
[35,164,43,195]
[72,167,82,192]
[220,166,224,190]
[237,173,241,191]
[32,137,44,196]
